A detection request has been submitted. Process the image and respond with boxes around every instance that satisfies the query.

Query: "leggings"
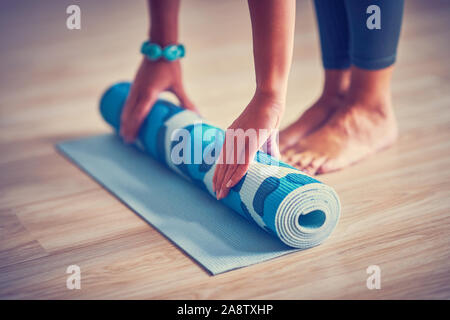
[313,0,404,70]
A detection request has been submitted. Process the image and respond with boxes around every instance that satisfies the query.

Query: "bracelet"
[140,41,185,62]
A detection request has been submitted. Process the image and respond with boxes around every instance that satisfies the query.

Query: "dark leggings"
[313,0,404,70]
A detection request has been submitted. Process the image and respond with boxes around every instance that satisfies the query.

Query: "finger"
[212,148,226,194]
[120,91,139,138]
[217,133,242,198]
[221,163,249,199]
[212,165,217,193]
[213,131,231,192]
[215,142,231,199]
[220,132,258,198]
[171,86,199,114]
[120,83,142,139]
[215,165,229,199]
[122,91,158,143]
[215,163,229,200]
[212,163,222,198]
[219,163,239,199]
[230,164,250,188]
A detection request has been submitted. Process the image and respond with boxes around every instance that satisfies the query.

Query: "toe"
[317,158,340,174]
[282,146,299,163]
[291,152,314,171]
[303,156,327,175]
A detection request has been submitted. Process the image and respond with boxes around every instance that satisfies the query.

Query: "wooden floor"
[1,0,449,299]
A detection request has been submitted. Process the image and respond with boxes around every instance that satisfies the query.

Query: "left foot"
[279,69,351,152]
[283,97,398,175]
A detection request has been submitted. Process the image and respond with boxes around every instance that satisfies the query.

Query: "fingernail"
[226,180,232,188]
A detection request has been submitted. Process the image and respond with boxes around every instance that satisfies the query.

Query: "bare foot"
[279,94,345,152]
[283,97,398,175]
[279,69,351,152]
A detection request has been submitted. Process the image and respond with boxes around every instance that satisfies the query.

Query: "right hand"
[120,58,198,143]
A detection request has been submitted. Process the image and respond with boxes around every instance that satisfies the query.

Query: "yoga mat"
[57,82,341,274]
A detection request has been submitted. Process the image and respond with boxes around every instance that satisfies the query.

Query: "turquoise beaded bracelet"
[140,41,185,62]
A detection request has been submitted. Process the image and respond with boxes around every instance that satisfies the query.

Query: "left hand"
[212,91,284,200]
[120,58,197,143]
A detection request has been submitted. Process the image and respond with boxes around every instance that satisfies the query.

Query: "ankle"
[347,66,393,108]
[346,89,392,113]
[321,69,351,99]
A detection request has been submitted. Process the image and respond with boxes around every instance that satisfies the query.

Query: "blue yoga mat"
[57,82,341,274]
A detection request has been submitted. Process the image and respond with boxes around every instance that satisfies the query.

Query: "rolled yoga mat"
[57,82,341,274]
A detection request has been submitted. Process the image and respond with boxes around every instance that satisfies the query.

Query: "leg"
[346,0,404,71]
[284,0,404,174]
[279,0,351,152]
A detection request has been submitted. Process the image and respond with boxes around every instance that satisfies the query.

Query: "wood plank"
[0,0,449,299]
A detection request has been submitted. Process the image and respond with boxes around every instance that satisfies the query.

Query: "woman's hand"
[212,91,284,200]
[211,0,295,200]
[120,58,197,143]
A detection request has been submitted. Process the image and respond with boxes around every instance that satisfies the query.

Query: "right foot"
[282,96,398,175]
[279,93,346,152]
[281,66,397,175]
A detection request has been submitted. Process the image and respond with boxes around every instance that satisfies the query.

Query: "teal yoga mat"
[57,82,341,274]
